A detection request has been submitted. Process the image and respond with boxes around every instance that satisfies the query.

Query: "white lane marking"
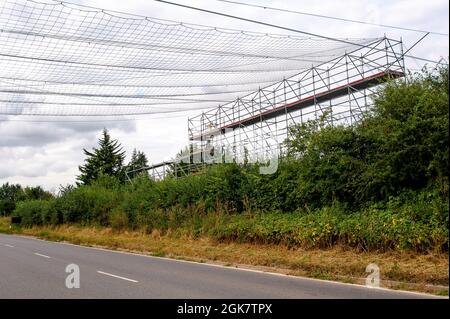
[97,271,139,283]
[4,244,14,248]
[97,270,139,283]
[34,252,51,259]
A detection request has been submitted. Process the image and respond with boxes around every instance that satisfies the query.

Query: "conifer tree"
[77,129,126,185]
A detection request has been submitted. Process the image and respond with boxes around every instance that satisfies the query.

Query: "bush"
[55,184,119,225]
[0,200,16,216]
[15,200,56,226]
[109,209,129,230]
[0,183,53,216]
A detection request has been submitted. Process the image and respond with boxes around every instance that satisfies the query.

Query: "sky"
[0,0,448,192]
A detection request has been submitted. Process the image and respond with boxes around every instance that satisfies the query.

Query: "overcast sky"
[0,0,448,192]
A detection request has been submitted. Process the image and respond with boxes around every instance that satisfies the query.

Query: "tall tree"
[77,129,126,185]
[125,148,149,179]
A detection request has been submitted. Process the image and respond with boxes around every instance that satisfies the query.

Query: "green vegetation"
[5,65,449,253]
[10,183,448,251]
[0,183,53,216]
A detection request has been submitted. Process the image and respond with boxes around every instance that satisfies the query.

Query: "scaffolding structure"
[0,1,408,182]
[135,37,405,181]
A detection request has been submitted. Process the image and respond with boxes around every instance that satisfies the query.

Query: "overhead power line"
[213,0,449,37]
[154,0,445,65]
[154,0,374,48]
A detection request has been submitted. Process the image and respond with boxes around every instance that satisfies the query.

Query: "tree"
[125,148,149,179]
[23,186,53,201]
[77,129,126,185]
[0,183,24,216]
[283,65,449,207]
[356,65,449,201]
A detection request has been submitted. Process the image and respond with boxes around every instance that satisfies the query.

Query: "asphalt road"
[0,233,441,299]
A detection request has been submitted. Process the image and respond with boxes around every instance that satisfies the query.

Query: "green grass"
[150,251,166,257]
[0,218,21,234]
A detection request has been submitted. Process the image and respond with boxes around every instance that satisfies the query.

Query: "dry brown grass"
[1,217,447,295]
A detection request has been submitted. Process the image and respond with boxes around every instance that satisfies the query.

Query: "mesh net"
[0,0,379,116]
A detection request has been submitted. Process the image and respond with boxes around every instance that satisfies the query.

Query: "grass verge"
[0,217,447,296]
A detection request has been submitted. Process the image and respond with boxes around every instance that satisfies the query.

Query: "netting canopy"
[0,0,379,116]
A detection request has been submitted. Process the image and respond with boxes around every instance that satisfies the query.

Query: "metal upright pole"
[312,66,317,122]
[274,88,278,152]
[298,77,303,124]
[233,103,236,162]
[400,37,407,84]
[284,79,288,142]
[201,112,205,165]
[327,67,332,127]
[384,36,389,71]
[345,53,352,126]
[361,53,368,115]
[259,88,263,159]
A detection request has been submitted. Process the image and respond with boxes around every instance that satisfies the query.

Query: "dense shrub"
[54,182,120,225]
[208,191,448,252]
[14,200,56,226]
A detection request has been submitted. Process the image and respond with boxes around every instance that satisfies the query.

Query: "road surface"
[0,233,441,299]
